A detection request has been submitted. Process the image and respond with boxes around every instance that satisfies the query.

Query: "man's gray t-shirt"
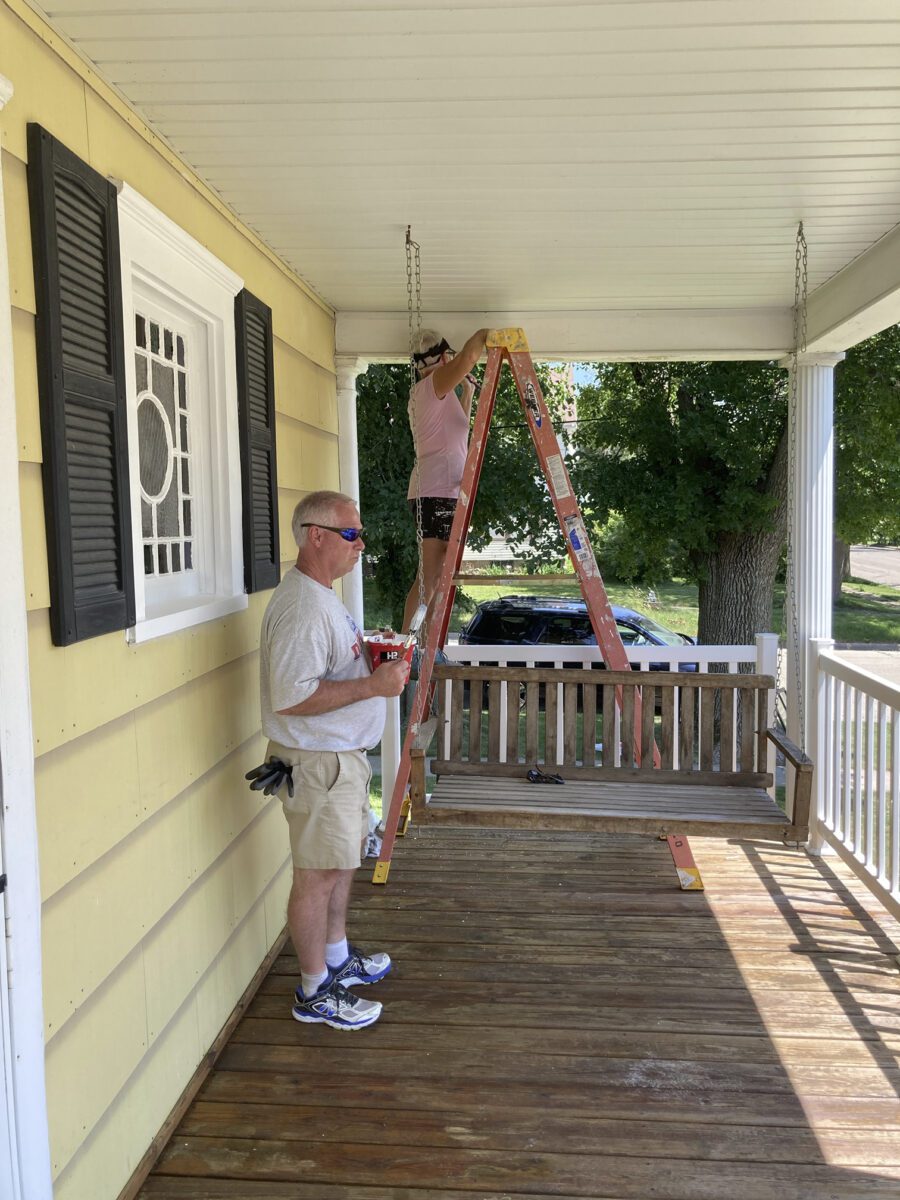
[260,568,385,751]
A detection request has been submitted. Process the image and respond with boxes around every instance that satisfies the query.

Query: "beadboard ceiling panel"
[37,0,900,317]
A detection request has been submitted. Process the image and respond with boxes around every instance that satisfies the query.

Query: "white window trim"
[117,183,247,642]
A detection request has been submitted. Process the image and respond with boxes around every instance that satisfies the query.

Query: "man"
[260,490,409,1030]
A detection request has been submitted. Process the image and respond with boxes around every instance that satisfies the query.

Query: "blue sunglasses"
[301,523,365,543]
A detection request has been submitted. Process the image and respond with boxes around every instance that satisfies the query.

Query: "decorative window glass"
[135,312,194,579]
[117,183,247,643]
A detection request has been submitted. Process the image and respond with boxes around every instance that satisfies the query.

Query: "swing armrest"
[412,717,438,753]
[765,727,813,771]
[766,727,813,835]
[409,719,437,823]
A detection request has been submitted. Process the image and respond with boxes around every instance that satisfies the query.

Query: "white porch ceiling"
[38,0,900,348]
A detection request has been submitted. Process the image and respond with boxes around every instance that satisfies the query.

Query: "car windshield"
[631,615,686,646]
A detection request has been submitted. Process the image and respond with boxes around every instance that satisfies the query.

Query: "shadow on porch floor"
[137,826,900,1199]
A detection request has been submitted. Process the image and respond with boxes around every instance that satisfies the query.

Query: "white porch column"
[0,74,54,1200]
[335,356,366,627]
[779,352,843,760]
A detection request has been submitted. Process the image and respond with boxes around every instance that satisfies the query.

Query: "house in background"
[1,1,900,1197]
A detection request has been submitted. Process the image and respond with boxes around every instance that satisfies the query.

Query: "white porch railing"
[815,646,900,920]
[381,634,779,801]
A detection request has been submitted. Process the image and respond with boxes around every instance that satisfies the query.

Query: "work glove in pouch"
[245,756,294,797]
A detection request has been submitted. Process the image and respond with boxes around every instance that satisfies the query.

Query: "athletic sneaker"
[330,945,392,987]
[292,973,382,1031]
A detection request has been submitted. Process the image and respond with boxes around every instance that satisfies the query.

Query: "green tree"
[832,326,900,589]
[571,362,789,645]
[356,360,573,628]
[571,327,900,642]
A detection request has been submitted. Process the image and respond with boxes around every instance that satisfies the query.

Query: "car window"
[540,616,595,644]
[616,622,652,647]
[632,615,686,646]
[468,612,542,641]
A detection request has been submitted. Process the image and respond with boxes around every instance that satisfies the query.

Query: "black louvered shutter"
[235,290,280,591]
[27,124,135,645]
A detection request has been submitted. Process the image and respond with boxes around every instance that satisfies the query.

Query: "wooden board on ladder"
[373,328,702,891]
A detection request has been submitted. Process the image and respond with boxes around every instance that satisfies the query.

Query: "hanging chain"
[406,226,427,633]
[785,221,807,749]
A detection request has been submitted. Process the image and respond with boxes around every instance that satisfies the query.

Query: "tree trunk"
[833,535,850,604]
[697,427,788,646]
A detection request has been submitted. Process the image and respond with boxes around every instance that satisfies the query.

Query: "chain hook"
[405,226,427,639]
[786,221,808,750]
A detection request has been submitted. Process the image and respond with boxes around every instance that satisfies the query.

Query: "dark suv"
[458,595,696,671]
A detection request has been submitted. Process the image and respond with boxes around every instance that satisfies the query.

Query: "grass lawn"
[364,572,900,645]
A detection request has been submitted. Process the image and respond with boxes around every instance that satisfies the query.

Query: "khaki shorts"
[267,742,372,871]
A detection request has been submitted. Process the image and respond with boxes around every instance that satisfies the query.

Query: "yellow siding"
[3,149,35,314]
[51,880,284,1200]
[275,414,342,494]
[274,336,338,431]
[1,2,341,1194]
[35,712,142,903]
[12,306,40,462]
[27,596,267,755]
[0,14,90,163]
[20,460,50,610]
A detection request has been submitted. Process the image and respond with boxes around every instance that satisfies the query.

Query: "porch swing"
[382,228,814,885]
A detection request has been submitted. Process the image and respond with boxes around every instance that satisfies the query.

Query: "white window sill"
[127,593,248,645]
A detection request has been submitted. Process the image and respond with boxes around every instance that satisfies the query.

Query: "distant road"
[849,546,900,589]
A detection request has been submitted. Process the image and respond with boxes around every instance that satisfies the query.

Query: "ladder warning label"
[565,514,597,576]
[546,454,571,499]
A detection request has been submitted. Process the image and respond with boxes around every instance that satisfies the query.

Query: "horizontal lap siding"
[2,6,337,1198]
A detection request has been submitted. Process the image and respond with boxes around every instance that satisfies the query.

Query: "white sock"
[300,968,329,998]
[325,938,349,968]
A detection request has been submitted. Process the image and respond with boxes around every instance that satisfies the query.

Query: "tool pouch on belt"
[245,756,294,798]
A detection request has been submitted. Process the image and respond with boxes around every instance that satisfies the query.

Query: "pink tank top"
[406,373,470,499]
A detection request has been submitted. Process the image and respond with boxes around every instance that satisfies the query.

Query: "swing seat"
[409,664,811,842]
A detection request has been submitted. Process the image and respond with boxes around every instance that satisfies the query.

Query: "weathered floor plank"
[139,827,900,1200]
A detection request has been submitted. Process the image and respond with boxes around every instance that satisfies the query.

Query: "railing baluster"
[876,700,887,884]
[842,682,852,843]
[830,676,844,835]
[891,710,900,896]
[864,694,875,868]
[853,688,863,857]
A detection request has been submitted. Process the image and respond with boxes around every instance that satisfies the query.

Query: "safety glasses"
[301,523,365,543]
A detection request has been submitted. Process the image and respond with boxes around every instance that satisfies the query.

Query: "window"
[135,309,193,581]
[541,615,594,645]
[616,622,651,647]
[28,128,278,647]
[117,184,247,642]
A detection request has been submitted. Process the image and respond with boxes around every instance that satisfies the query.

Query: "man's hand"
[368,658,410,698]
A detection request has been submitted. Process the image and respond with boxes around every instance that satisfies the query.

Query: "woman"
[401,327,490,632]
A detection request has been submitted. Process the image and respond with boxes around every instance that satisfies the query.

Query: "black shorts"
[408,496,457,542]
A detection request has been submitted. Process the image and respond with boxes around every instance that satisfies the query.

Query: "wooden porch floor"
[138,826,900,1200]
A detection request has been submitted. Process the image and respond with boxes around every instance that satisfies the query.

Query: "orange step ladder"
[373,328,702,891]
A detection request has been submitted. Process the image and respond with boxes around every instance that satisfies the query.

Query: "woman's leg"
[402,537,449,632]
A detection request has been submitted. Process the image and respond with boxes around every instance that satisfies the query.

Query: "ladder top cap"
[487,327,530,352]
